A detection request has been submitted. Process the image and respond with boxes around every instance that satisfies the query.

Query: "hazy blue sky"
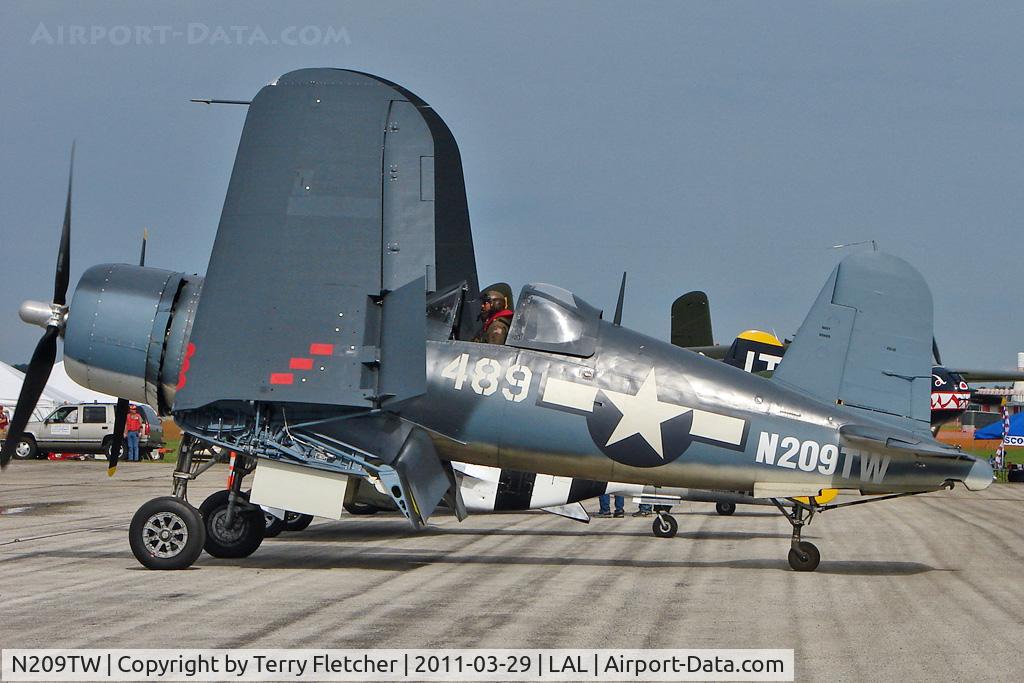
[1,1,1021,369]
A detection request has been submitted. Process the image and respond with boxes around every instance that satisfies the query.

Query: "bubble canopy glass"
[507,284,602,357]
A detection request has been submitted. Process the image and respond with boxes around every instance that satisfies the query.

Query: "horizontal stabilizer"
[840,424,968,460]
[949,368,1024,382]
[773,252,933,431]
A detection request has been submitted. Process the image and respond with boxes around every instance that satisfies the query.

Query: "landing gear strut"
[129,436,259,570]
[772,499,820,572]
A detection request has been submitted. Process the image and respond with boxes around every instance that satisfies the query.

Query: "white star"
[601,369,691,458]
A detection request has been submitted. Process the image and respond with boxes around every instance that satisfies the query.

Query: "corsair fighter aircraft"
[2,69,992,572]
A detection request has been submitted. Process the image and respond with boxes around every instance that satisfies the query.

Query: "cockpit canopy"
[425,281,602,357]
[506,284,602,357]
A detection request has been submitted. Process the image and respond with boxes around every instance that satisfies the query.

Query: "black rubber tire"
[199,490,264,558]
[343,502,379,516]
[129,497,205,570]
[13,436,37,460]
[141,448,160,461]
[652,514,678,538]
[283,511,314,532]
[788,541,821,572]
[263,511,285,538]
[715,501,737,516]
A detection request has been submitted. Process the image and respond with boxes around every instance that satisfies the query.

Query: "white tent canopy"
[0,360,119,421]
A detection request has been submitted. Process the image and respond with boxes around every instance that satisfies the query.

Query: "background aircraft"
[2,68,991,574]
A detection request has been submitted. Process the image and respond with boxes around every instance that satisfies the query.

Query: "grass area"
[158,437,180,465]
[959,446,1024,466]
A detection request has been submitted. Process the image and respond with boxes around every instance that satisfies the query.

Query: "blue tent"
[974,412,1024,440]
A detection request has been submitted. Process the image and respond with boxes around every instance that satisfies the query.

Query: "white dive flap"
[250,459,350,520]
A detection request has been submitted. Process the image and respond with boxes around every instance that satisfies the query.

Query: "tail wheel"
[129,496,205,570]
[788,541,821,572]
[199,490,264,558]
[715,501,736,516]
[652,514,678,538]
[283,511,314,532]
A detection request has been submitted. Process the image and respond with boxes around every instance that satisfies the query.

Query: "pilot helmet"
[482,290,507,310]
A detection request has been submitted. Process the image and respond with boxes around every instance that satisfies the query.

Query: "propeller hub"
[18,300,67,330]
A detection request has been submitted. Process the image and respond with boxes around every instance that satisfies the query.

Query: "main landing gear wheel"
[199,490,265,558]
[652,514,678,538]
[283,511,314,531]
[263,511,285,538]
[788,541,821,572]
[129,496,205,570]
[343,502,379,516]
[715,501,736,516]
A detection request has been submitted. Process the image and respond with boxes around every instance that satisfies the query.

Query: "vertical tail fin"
[772,252,933,432]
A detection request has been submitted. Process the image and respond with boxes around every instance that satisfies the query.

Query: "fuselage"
[404,320,990,496]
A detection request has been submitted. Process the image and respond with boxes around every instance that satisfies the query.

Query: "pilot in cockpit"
[472,289,514,345]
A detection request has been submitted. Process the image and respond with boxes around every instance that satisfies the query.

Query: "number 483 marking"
[441,353,533,402]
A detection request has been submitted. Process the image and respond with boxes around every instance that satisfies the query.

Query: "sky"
[1,1,1022,370]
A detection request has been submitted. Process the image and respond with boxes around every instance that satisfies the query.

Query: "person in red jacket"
[124,404,144,462]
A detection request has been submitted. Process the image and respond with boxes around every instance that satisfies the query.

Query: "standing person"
[0,405,9,443]
[596,493,625,518]
[124,404,143,462]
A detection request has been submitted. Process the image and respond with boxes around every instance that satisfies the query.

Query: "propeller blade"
[932,337,942,366]
[107,398,129,475]
[54,144,74,306]
[139,227,147,267]
[1,327,59,468]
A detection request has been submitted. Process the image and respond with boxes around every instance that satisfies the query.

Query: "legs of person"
[597,493,611,517]
[613,495,625,517]
[127,431,139,462]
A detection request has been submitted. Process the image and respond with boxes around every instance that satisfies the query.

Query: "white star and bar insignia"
[541,368,746,457]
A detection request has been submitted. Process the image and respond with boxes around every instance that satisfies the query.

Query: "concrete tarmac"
[1,460,1022,680]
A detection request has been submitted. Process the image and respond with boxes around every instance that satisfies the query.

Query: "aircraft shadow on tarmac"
[205,550,939,576]
[9,546,940,576]
[269,521,793,543]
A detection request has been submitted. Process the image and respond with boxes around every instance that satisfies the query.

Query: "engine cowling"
[63,264,203,414]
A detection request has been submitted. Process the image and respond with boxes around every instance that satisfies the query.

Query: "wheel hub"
[211,508,249,543]
[142,512,188,558]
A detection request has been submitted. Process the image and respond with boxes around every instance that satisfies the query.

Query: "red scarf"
[484,309,514,331]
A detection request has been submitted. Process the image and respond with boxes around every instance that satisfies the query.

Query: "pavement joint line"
[0,523,127,546]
